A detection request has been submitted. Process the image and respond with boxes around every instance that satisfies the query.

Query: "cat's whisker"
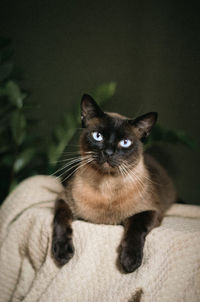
[84,151,97,155]
[50,150,81,162]
[127,169,145,193]
[118,165,126,182]
[52,160,81,177]
[53,157,84,175]
[128,168,152,191]
[61,150,96,157]
[52,155,92,176]
[77,158,94,176]
[52,156,84,164]
[124,161,158,187]
[121,164,135,185]
[54,157,87,178]
[56,155,94,180]
[55,161,82,180]
[141,174,160,186]
[123,163,144,185]
[119,164,133,191]
[121,163,145,200]
[61,157,94,183]
[54,152,96,164]
[125,165,156,198]
[129,169,144,187]
[119,164,126,179]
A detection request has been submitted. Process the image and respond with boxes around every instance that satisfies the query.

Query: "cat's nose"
[104,148,114,156]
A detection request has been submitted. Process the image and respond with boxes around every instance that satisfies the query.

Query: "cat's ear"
[129,112,158,140]
[81,94,104,127]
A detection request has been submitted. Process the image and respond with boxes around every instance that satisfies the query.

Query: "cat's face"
[80,94,157,175]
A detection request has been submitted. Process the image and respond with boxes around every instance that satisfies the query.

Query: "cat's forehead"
[104,112,129,130]
[105,112,128,120]
[87,111,133,136]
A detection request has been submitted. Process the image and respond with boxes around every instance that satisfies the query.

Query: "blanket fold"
[0,175,200,302]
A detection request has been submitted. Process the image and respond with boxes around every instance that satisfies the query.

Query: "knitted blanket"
[0,175,200,302]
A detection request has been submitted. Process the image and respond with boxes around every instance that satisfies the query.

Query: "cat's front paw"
[119,242,143,273]
[52,236,75,266]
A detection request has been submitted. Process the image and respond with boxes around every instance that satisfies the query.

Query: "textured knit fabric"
[0,175,200,302]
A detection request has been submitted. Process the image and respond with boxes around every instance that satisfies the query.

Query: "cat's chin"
[87,158,119,175]
[97,161,118,175]
[102,162,112,170]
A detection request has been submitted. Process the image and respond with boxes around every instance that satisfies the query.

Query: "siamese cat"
[52,94,177,273]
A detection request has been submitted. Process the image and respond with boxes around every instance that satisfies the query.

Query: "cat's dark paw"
[52,237,75,266]
[119,242,143,273]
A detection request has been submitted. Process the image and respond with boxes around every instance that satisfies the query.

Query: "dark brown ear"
[129,112,158,140]
[81,94,104,127]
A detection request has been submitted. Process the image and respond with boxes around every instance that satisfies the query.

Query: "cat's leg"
[52,198,75,265]
[119,210,162,273]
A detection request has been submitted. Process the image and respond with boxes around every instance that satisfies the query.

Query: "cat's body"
[52,95,177,273]
[63,152,175,225]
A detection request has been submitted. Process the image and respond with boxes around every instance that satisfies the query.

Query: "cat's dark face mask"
[80,94,157,175]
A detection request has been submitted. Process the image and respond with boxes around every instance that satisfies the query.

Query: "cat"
[52,94,177,273]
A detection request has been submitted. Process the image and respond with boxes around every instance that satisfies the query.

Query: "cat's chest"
[71,175,143,224]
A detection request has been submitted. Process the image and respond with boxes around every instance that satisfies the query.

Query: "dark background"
[0,0,200,204]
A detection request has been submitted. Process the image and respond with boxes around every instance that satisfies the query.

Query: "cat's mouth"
[92,157,119,174]
[102,161,113,169]
[103,162,111,168]
[82,151,119,174]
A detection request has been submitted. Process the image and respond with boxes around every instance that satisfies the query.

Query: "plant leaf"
[145,124,196,150]
[4,81,27,108]
[10,111,26,145]
[91,82,117,105]
[166,130,196,148]
[13,148,35,173]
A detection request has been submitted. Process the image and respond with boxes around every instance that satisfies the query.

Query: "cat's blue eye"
[119,139,132,148]
[92,131,103,142]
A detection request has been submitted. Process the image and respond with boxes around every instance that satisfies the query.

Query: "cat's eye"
[119,139,132,148]
[92,131,103,142]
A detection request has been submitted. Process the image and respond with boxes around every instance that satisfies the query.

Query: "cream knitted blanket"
[0,175,200,302]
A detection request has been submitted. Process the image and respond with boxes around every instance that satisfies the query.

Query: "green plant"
[0,38,40,198]
[145,124,196,151]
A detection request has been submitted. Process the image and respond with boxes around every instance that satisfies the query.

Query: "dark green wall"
[1,0,200,204]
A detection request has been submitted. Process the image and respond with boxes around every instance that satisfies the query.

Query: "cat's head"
[80,94,157,175]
